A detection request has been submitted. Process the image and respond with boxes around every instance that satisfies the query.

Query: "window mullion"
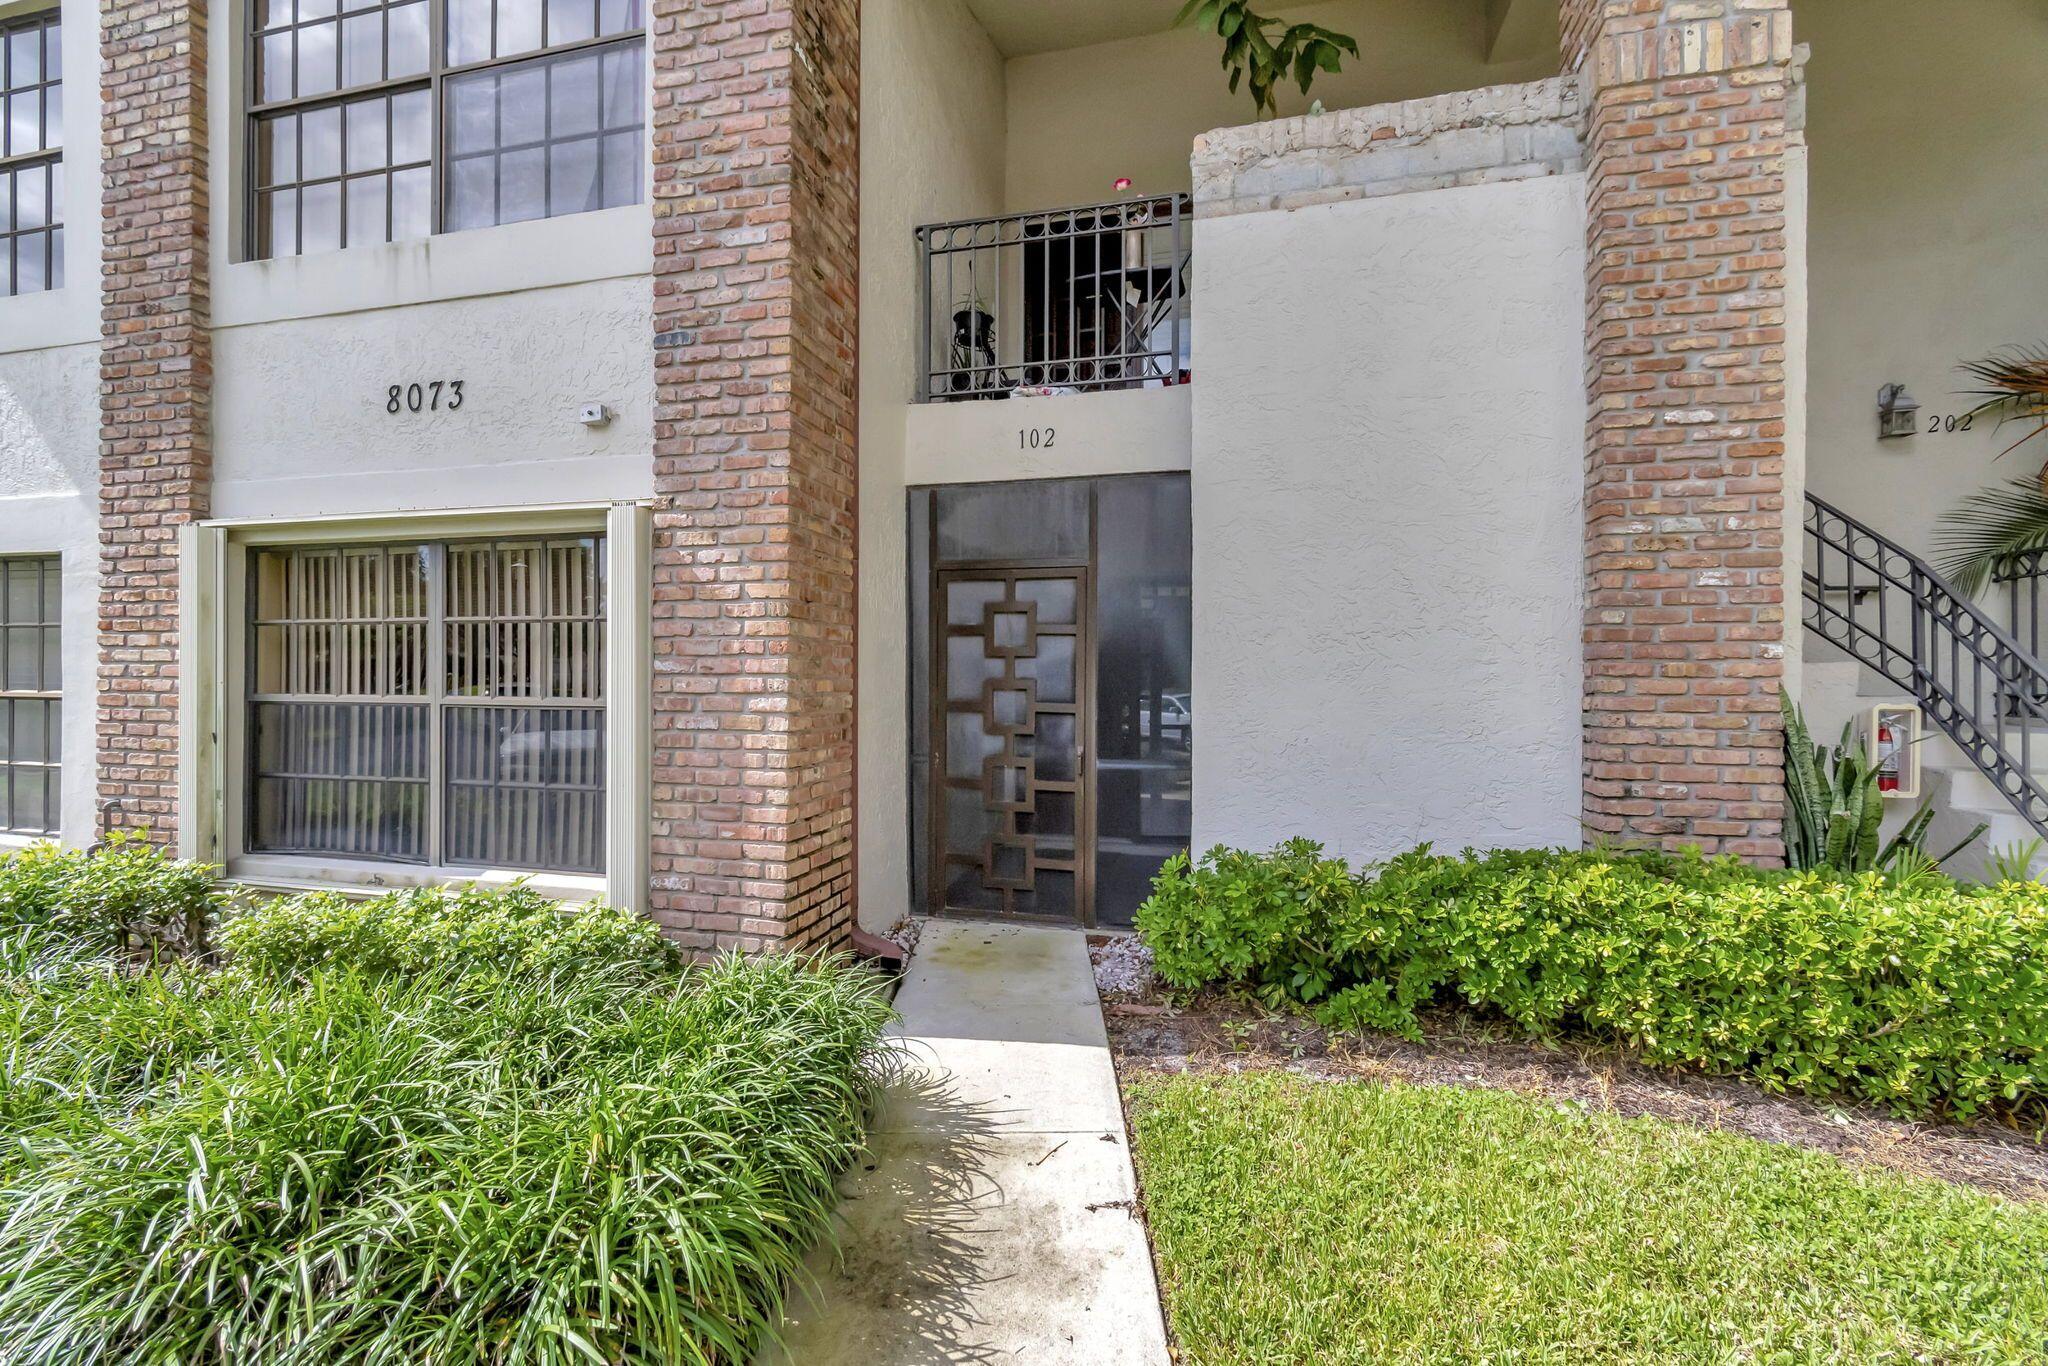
[426,541,449,867]
[429,0,446,234]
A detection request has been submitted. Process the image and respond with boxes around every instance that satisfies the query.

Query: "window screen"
[2,9,62,296]
[0,557,61,837]
[249,0,643,259]
[248,535,606,873]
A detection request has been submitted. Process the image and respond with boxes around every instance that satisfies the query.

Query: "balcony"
[915,194,1192,404]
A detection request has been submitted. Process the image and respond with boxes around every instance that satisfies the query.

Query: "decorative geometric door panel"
[932,568,1091,923]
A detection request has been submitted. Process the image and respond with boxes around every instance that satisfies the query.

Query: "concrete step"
[1915,766,2044,882]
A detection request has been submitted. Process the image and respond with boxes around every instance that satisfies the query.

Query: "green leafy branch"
[1175,0,1361,119]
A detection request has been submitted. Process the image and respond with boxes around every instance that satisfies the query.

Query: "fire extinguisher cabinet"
[1865,703,1922,800]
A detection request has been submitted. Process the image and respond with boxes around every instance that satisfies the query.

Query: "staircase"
[1800,493,2048,877]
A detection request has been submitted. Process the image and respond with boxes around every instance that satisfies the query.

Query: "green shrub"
[220,881,679,980]
[0,950,893,1364]
[0,833,220,958]
[1138,843,2048,1120]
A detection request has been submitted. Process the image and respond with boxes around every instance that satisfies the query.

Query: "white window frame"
[0,553,62,845]
[180,500,650,909]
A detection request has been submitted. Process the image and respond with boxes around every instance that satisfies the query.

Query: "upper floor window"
[247,0,644,260]
[2,9,62,296]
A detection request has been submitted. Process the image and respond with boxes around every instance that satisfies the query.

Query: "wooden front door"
[931,568,1092,924]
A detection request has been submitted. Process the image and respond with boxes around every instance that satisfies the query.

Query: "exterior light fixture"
[1877,382,1920,440]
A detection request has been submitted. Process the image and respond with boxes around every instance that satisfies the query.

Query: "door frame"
[927,558,1098,927]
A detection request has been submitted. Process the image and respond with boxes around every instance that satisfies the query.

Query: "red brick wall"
[1566,0,1794,859]
[647,0,859,951]
[98,0,213,842]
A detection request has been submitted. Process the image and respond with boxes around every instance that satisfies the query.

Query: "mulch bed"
[1104,994,2048,1203]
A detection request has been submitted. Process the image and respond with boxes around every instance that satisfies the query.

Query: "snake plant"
[1780,693,1986,876]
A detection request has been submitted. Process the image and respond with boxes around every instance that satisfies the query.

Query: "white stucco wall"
[0,342,103,845]
[211,276,654,519]
[902,386,1190,488]
[1801,0,2048,567]
[1191,170,1586,862]
[1002,0,1557,212]
[0,0,108,848]
[855,0,1008,928]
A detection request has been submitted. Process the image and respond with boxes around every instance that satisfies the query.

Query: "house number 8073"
[387,380,464,414]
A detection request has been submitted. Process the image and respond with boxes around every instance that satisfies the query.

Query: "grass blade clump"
[0,873,894,1364]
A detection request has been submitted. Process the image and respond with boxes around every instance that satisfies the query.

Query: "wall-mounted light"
[1877,382,1920,440]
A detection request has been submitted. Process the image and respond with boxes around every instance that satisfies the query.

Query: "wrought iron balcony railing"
[916,194,1191,403]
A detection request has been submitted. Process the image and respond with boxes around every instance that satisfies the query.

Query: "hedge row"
[1137,842,2047,1119]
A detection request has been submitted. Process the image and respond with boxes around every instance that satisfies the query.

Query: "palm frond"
[1931,476,2048,597]
[1958,344,2048,457]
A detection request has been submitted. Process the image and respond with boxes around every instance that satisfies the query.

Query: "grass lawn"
[1126,1072,2048,1364]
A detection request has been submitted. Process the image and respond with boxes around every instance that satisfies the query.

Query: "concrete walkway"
[765,920,1171,1365]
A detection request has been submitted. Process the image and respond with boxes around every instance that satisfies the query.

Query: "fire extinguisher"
[1876,721,1901,793]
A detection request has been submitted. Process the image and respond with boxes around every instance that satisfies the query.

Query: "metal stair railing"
[1803,492,2048,841]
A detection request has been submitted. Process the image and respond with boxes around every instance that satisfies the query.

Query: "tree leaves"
[1175,0,1361,118]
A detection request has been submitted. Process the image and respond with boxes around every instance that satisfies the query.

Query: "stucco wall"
[1190,168,1586,862]
[0,341,103,845]
[903,387,1191,487]
[0,0,108,848]
[1801,0,2048,568]
[211,277,654,519]
[855,0,1008,928]
[1003,0,1557,212]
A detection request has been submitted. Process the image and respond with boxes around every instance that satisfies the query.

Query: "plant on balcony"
[1930,344,2048,595]
[1175,0,1360,119]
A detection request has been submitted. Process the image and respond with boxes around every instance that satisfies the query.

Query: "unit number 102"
[387,380,465,413]
[1019,427,1055,449]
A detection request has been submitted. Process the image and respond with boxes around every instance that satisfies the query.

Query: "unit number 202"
[387,380,465,413]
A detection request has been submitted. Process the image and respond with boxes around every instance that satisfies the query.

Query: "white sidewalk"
[765,919,1171,1365]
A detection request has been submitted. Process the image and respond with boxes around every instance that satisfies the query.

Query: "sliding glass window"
[2,9,62,296]
[247,535,607,874]
[248,0,643,259]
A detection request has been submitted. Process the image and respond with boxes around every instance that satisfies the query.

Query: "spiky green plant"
[1779,694,1984,877]
[0,948,894,1364]
[1986,837,2046,885]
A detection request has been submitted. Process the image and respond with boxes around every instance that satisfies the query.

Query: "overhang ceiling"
[962,0,1550,64]
[961,0,1194,58]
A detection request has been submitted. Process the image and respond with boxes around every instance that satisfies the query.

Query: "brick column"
[648,0,859,951]
[1564,0,1794,860]
[98,0,212,842]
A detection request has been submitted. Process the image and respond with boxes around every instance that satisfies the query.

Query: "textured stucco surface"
[903,386,1190,487]
[1192,77,1582,218]
[855,0,1007,929]
[0,340,105,844]
[211,277,654,519]
[1002,0,1559,211]
[1799,0,2048,571]
[1190,171,1586,862]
